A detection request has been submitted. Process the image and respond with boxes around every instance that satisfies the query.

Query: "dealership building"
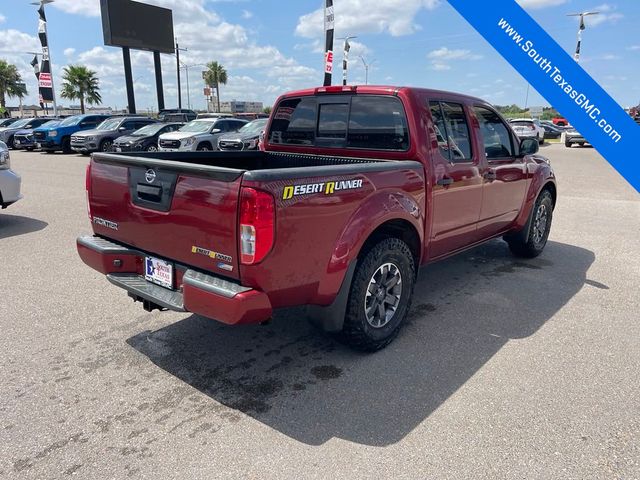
[212,100,264,114]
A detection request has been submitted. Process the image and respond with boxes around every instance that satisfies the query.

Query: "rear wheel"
[506,190,553,258]
[337,238,416,351]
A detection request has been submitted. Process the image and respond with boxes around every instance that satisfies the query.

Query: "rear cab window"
[269,95,409,151]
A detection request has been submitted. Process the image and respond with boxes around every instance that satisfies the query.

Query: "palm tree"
[0,60,26,109]
[60,65,102,114]
[204,61,227,113]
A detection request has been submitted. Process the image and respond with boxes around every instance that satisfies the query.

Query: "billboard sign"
[100,0,174,54]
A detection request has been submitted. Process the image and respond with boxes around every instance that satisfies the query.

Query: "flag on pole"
[323,0,334,86]
[36,4,54,103]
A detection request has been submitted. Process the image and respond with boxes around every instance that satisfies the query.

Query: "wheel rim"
[147,145,158,152]
[364,262,402,328]
[532,203,548,244]
[102,141,112,152]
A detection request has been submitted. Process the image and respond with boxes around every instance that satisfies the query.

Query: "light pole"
[567,11,600,62]
[30,0,57,116]
[180,63,206,110]
[359,56,377,85]
[175,40,187,109]
[337,35,357,85]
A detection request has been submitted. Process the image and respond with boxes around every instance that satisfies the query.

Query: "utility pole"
[567,11,600,62]
[359,56,377,85]
[175,41,187,109]
[337,35,357,85]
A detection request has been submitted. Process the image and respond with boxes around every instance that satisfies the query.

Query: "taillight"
[239,187,274,265]
[529,124,536,130]
[85,163,92,221]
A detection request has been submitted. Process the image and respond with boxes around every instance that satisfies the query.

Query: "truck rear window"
[269,95,409,151]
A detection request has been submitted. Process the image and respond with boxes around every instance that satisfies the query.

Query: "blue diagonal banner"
[447,0,640,193]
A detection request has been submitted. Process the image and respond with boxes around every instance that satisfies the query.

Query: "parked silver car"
[0,141,22,209]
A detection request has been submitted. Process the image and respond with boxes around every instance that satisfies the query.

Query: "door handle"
[484,169,497,181]
[436,177,454,186]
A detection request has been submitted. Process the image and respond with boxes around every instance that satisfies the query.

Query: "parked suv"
[0,117,55,149]
[34,114,109,153]
[158,109,196,122]
[508,118,545,145]
[14,119,61,151]
[158,117,247,151]
[71,116,157,154]
[0,141,21,209]
[113,122,183,152]
[217,118,268,151]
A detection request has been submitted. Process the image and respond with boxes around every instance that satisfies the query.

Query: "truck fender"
[510,164,556,236]
[307,190,424,332]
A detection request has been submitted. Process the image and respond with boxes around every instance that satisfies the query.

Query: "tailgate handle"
[137,183,162,202]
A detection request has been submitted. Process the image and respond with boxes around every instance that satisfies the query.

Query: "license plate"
[145,256,173,289]
[115,146,121,152]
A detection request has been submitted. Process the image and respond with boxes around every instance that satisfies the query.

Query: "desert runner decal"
[191,246,233,263]
[282,179,363,200]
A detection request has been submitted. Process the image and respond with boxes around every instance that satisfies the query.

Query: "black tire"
[61,137,72,154]
[337,238,416,352]
[6,135,14,149]
[565,140,572,148]
[44,149,55,154]
[196,142,212,151]
[99,139,113,152]
[145,144,158,152]
[506,189,554,258]
[578,142,585,147]
[538,135,544,145]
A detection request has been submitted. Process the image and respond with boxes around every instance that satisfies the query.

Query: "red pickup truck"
[77,86,556,351]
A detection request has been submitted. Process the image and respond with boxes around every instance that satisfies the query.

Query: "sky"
[0,0,638,112]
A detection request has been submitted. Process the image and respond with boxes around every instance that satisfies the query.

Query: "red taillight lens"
[239,187,274,265]
[85,163,92,221]
[529,124,536,130]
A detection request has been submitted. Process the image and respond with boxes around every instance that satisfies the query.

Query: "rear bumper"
[76,235,272,325]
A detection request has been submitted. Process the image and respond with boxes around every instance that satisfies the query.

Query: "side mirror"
[520,137,539,156]
[211,128,222,134]
[118,126,127,132]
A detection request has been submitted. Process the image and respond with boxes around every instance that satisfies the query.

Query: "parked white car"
[158,117,247,152]
[509,118,545,145]
[0,141,22,209]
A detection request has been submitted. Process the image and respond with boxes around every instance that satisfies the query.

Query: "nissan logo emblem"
[145,169,156,183]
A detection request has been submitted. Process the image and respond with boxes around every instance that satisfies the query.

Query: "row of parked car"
[0,111,269,155]
[507,117,586,148]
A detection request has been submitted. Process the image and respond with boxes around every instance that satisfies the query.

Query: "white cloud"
[427,47,482,71]
[430,63,451,71]
[582,4,623,27]
[241,9,252,19]
[52,0,99,17]
[63,48,76,57]
[628,45,640,51]
[0,13,6,23]
[427,47,482,61]
[516,0,568,8]
[296,0,440,38]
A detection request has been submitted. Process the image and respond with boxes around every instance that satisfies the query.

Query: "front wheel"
[100,139,113,152]
[506,190,554,258]
[146,144,158,152]
[337,238,416,351]
[196,142,212,151]
[61,137,72,154]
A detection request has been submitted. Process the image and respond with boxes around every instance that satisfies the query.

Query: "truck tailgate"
[88,154,243,280]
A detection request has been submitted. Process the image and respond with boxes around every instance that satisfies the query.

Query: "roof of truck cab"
[278,85,490,105]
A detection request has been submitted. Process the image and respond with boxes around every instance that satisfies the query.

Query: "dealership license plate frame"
[144,255,174,289]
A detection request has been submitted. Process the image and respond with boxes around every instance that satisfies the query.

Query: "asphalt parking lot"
[1,144,639,479]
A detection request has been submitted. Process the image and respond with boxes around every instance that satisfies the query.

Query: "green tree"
[0,59,26,109]
[60,64,102,114]
[204,61,227,113]
[262,106,272,115]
